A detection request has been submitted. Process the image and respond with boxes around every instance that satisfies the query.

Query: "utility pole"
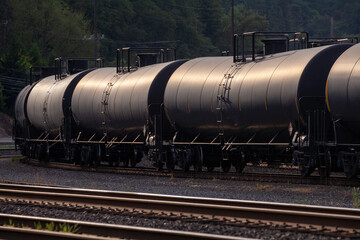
[330,16,334,38]
[94,0,98,58]
[231,0,234,55]
[1,2,8,54]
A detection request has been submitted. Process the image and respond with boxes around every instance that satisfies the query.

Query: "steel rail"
[22,158,360,186]
[0,226,119,240]
[0,183,360,230]
[0,182,359,217]
[0,148,21,158]
[0,214,249,240]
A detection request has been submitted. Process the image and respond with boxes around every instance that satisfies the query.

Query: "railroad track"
[22,158,360,186]
[0,146,21,158]
[0,183,359,239]
[0,213,244,240]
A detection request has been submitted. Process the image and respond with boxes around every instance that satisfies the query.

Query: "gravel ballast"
[0,158,355,208]
[0,199,338,240]
[0,158,357,239]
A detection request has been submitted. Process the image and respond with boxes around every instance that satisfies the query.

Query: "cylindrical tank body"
[164,44,352,142]
[15,84,34,128]
[326,43,360,136]
[26,70,92,133]
[71,60,186,137]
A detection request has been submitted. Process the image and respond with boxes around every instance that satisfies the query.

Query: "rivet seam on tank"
[295,92,305,125]
[325,78,331,112]
[264,95,268,111]
[294,94,299,114]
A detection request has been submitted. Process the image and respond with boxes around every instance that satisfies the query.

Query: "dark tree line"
[0,0,359,112]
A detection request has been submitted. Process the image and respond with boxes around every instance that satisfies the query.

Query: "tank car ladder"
[43,81,59,132]
[216,62,244,161]
[100,72,123,155]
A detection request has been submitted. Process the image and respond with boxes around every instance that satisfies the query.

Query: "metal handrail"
[233,32,309,62]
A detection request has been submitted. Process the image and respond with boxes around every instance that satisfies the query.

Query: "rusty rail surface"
[0,146,21,158]
[22,158,360,186]
[0,214,246,240]
[0,183,359,231]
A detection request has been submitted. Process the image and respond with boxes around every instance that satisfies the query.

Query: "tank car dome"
[26,70,93,133]
[164,44,352,142]
[326,43,360,133]
[71,60,186,136]
[15,84,35,128]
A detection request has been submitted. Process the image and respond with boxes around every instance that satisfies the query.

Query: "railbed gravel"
[0,158,356,239]
[0,199,343,240]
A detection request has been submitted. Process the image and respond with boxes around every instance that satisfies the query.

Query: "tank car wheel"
[293,151,314,177]
[130,149,142,167]
[19,143,26,156]
[232,152,246,173]
[80,146,91,166]
[29,144,36,159]
[194,161,203,172]
[157,160,164,171]
[166,150,175,172]
[318,150,331,178]
[34,144,43,160]
[154,153,163,171]
[345,169,358,179]
[193,147,203,172]
[339,151,359,179]
[177,150,190,172]
[33,144,39,159]
[72,146,81,165]
[129,151,136,167]
[300,161,315,177]
[65,147,72,162]
[221,160,231,173]
[114,161,120,167]
[41,143,50,163]
[122,157,129,167]
[181,151,190,172]
[130,156,137,167]
[207,166,214,172]
[94,144,102,167]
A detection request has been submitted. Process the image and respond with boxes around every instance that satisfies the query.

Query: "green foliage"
[59,223,80,233]
[5,220,80,233]
[1,0,360,61]
[4,0,358,67]
[7,219,24,228]
[6,0,92,65]
[0,0,359,81]
[243,0,360,37]
[0,84,6,112]
[217,4,269,51]
[352,187,360,208]
[45,222,59,231]
[0,0,358,114]
[34,221,80,233]
[0,0,92,77]
[34,221,43,230]
[0,36,29,79]
[61,0,270,59]
[0,0,94,112]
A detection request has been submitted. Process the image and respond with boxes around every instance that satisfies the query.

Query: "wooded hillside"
[0,0,359,112]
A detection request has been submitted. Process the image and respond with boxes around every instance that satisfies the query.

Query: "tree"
[6,0,93,65]
[0,83,5,112]
[217,4,269,52]
[242,0,360,38]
